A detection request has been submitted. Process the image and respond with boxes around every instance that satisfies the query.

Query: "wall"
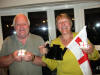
[0,17,3,50]
[0,0,99,8]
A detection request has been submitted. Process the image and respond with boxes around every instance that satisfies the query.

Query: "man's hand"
[22,51,34,62]
[11,50,22,62]
[39,43,48,55]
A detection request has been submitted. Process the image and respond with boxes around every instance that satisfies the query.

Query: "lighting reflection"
[93,27,95,30]
[13,31,16,34]
[40,26,47,31]
[72,18,74,20]
[6,25,9,28]
[42,20,46,23]
[95,23,100,28]
[11,24,14,27]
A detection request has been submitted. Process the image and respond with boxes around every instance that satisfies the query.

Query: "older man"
[0,14,46,75]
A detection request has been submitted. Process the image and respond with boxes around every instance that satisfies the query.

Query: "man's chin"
[17,35,28,39]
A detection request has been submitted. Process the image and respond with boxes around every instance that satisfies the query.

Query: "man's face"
[14,15,29,39]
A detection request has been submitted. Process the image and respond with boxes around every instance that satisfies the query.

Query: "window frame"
[0,1,100,50]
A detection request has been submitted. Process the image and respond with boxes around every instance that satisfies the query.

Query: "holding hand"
[12,50,35,62]
[39,43,48,55]
[11,50,22,62]
[80,43,94,54]
[22,51,34,62]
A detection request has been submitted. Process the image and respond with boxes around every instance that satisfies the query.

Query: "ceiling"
[0,0,100,10]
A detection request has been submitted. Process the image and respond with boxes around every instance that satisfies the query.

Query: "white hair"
[13,13,30,27]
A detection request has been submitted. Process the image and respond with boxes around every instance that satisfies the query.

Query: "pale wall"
[0,0,72,8]
[0,0,98,8]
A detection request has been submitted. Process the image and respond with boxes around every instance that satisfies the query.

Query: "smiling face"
[14,14,30,39]
[56,13,72,35]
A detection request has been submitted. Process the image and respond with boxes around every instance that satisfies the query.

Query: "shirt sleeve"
[34,36,44,57]
[42,56,57,71]
[0,38,9,57]
[42,40,58,71]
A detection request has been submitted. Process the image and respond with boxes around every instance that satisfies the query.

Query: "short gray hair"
[13,13,30,26]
